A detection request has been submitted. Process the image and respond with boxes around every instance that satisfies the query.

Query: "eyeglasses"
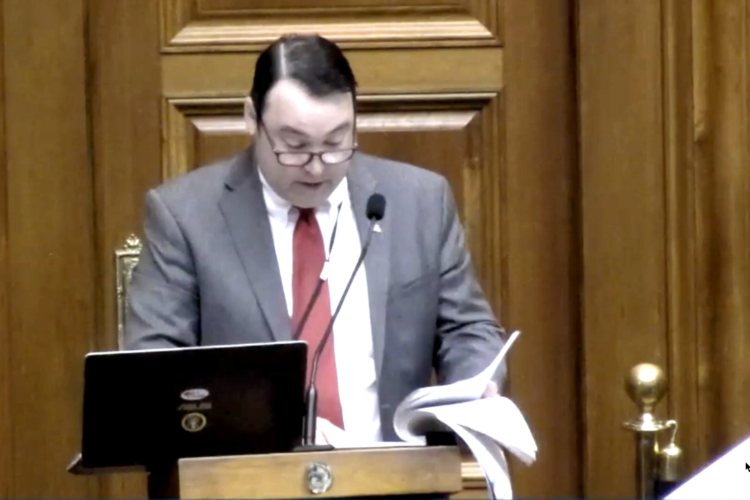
[260,122,358,167]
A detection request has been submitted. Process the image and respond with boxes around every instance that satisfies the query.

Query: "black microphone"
[302,193,386,447]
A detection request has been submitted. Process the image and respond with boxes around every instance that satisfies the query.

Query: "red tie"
[292,208,344,429]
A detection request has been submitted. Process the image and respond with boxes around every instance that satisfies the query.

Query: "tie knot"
[296,207,315,223]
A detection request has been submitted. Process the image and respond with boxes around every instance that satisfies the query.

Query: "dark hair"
[250,34,357,121]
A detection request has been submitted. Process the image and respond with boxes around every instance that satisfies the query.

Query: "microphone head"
[366,193,386,221]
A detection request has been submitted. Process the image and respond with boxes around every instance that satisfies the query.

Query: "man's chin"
[288,183,332,208]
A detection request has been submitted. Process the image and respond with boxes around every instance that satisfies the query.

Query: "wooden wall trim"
[577,0,669,496]
[159,0,500,51]
[690,0,712,466]
[504,0,580,496]
[2,0,98,496]
[0,0,11,495]
[89,0,162,496]
[161,48,504,98]
[165,19,494,51]
[662,0,703,475]
[695,0,750,460]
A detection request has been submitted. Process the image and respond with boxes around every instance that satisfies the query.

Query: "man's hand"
[482,381,499,398]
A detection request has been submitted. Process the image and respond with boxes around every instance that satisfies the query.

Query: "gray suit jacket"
[125,146,506,440]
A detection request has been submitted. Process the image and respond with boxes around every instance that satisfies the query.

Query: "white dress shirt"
[258,171,382,443]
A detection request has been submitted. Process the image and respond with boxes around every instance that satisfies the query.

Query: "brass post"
[623,364,668,499]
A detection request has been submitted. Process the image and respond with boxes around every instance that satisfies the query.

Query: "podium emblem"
[306,462,333,494]
[181,412,207,432]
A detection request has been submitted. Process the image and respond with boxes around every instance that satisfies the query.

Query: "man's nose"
[304,156,324,176]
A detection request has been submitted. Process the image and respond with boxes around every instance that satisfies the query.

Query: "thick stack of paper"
[393,330,537,499]
[665,434,750,499]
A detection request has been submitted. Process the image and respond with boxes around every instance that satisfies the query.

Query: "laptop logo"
[181,412,207,433]
[181,388,209,401]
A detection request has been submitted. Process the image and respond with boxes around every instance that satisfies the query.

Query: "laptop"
[78,340,307,470]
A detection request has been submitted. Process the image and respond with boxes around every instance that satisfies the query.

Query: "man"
[125,34,506,444]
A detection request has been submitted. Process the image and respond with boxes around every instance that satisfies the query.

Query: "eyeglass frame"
[258,120,359,167]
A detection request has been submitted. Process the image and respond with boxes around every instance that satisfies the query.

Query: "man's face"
[250,79,356,208]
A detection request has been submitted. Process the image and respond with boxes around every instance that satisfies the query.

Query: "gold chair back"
[114,234,142,350]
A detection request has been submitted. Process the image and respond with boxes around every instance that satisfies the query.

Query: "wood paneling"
[88,0,162,497]
[577,0,750,495]
[90,0,163,354]
[662,0,703,475]
[578,0,669,496]
[690,0,712,470]
[0,0,10,495]
[695,0,750,461]
[2,0,99,496]
[160,0,501,51]
[162,99,248,179]
[504,0,580,496]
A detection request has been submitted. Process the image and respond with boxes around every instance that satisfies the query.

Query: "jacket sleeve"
[433,177,507,388]
[123,189,200,350]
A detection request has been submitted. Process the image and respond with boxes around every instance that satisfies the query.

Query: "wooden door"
[87,0,578,498]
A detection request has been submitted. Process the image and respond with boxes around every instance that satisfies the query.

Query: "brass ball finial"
[624,364,668,432]
[626,363,667,410]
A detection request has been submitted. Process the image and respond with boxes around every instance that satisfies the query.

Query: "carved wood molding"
[661,0,701,475]
[161,48,504,98]
[163,93,497,176]
[160,0,501,51]
[165,19,495,50]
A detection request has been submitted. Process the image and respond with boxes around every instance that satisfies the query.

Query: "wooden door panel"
[161,0,501,50]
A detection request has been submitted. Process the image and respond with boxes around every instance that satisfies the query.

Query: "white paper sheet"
[391,330,536,499]
[395,330,521,416]
[446,418,513,499]
[420,397,537,465]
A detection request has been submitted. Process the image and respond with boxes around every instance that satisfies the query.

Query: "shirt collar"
[258,169,349,226]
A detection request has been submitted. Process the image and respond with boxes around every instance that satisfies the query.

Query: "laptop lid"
[80,340,307,469]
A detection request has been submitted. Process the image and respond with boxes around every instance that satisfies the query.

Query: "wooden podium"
[147,445,483,499]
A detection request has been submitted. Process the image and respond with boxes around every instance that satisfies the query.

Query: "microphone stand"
[293,218,379,453]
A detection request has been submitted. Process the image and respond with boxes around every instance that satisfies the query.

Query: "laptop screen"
[80,340,307,469]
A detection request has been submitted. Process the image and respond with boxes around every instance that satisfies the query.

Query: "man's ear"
[244,97,258,136]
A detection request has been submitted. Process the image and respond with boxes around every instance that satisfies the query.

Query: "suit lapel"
[348,158,390,378]
[218,148,292,342]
